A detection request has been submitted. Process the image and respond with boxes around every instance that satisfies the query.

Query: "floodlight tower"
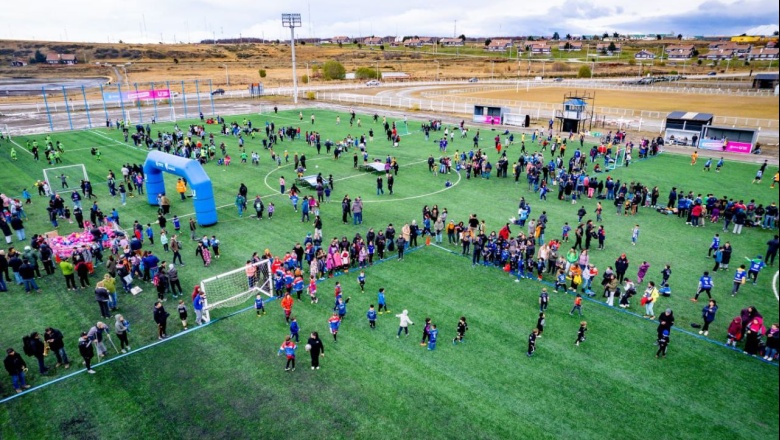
[282,13,302,103]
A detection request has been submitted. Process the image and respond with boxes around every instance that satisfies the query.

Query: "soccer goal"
[200,259,273,321]
[43,164,89,194]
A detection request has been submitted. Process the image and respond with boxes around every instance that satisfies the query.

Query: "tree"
[301,74,309,84]
[677,34,683,40]
[357,43,363,49]
[458,34,466,41]
[355,67,381,79]
[338,42,343,48]
[692,48,699,57]
[608,42,617,52]
[259,69,267,78]
[564,42,572,50]
[379,44,385,51]
[577,65,592,78]
[322,60,346,80]
[612,32,619,39]
[552,32,560,40]
[656,34,662,40]
[484,38,492,46]
[33,50,46,63]
[774,30,779,36]
[566,33,572,40]
[602,32,609,39]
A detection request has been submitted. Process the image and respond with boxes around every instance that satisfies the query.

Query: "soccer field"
[0,108,777,439]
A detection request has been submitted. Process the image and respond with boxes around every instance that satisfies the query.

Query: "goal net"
[200,259,273,321]
[606,148,625,171]
[43,164,89,194]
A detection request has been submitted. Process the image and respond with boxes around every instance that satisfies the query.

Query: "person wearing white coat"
[396,309,414,337]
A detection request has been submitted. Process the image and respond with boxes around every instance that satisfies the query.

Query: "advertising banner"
[724,141,752,154]
[698,140,721,151]
[103,89,171,102]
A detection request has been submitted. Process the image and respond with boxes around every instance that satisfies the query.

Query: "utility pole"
[282,13,303,104]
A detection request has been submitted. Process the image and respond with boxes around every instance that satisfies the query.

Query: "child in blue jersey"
[255,293,266,316]
[715,157,724,172]
[536,258,546,281]
[539,288,549,312]
[554,270,566,292]
[328,313,341,342]
[336,297,350,320]
[427,324,439,350]
[692,271,714,302]
[146,224,155,245]
[377,288,388,314]
[420,318,432,346]
[292,275,305,300]
[357,270,366,292]
[731,265,747,296]
[708,234,720,257]
[278,336,297,371]
[366,305,377,329]
[703,158,712,171]
[290,317,300,342]
[745,256,765,285]
[514,255,526,281]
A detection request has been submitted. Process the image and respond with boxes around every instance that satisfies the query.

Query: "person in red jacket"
[691,203,703,227]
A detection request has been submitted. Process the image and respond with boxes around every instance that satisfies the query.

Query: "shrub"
[259,69,267,78]
[322,60,346,80]
[306,91,316,100]
[577,65,592,78]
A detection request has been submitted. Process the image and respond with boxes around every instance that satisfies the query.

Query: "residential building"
[10,58,27,67]
[596,43,622,53]
[485,39,513,52]
[46,53,61,64]
[60,54,77,65]
[665,44,695,59]
[748,47,779,60]
[439,38,464,47]
[558,41,583,51]
[331,36,351,44]
[634,50,656,59]
[528,43,551,55]
[364,37,382,46]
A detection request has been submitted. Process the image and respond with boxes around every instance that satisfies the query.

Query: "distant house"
[10,58,27,67]
[485,39,513,52]
[419,37,437,46]
[46,53,61,64]
[766,41,776,48]
[666,44,695,59]
[558,41,582,51]
[404,38,423,48]
[439,38,464,47]
[704,49,734,60]
[526,43,550,55]
[596,43,622,53]
[748,47,779,60]
[364,37,382,46]
[60,54,77,65]
[331,36,351,44]
[634,50,656,59]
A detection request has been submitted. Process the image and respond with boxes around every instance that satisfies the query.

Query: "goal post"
[606,148,625,171]
[200,259,273,321]
[42,164,89,194]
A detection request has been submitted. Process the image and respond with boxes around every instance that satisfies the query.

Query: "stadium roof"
[666,111,714,121]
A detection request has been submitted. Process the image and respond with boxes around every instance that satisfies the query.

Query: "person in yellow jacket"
[60,258,77,291]
[176,178,187,201]
[642,281,660,319]
[102,274,117,311]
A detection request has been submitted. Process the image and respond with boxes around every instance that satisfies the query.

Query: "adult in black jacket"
[721,242,733,270]
[44,327,70,368]
[19,261,40,293]
[78,332,96,374]
[4,348,31,392]
[615,254,630,283]
[28,332,48,374]
[0,218,12,244]
[9,254,23,285]
[0,249,10,283]
[95,286,111,319]
[153,301,170,339]
[766,235,779,266]
[307,332,325,369]
[657,308,676,339]
[39,243,55,275]
[10,217,25,241]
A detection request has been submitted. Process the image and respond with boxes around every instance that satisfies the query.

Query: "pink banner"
[724,141,752,154]
[126,89,171,100]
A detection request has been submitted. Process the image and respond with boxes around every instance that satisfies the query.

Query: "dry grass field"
[441,87,779,120]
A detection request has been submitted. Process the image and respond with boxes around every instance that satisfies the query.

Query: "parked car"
[707,71,717,76]
[365,80,381,86]
[211,88,225,95]
[553,77,563,82]
[468,77,479,83]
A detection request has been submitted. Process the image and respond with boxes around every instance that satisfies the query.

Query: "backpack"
[22,335,34,356]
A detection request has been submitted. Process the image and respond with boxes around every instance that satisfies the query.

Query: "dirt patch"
[452,87,778,120]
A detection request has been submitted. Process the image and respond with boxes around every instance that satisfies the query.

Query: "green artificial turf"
[0,108,777,440]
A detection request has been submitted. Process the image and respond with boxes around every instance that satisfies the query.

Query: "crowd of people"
[3,108,778,395]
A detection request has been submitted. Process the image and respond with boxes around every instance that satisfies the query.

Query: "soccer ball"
[305,344,312,351]
[315,165,319,168]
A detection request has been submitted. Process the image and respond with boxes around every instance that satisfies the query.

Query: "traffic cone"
[425,236,431,246]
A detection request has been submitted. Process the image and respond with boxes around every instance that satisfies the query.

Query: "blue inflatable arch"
[143,150,218,226]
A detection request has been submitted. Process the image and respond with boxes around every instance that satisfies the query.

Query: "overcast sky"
[3,0,778,43]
